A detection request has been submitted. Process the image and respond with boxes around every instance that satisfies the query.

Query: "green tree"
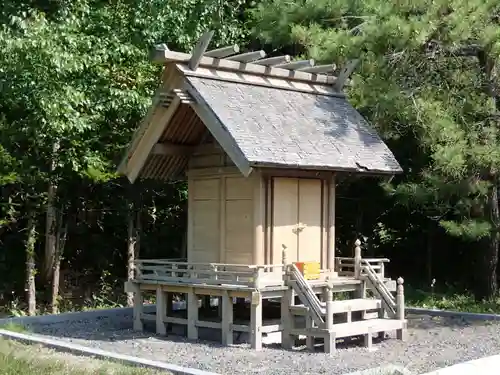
[0,0,251,313]
[251,0,500,299]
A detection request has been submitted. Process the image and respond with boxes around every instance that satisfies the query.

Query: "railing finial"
[282,244,288,266]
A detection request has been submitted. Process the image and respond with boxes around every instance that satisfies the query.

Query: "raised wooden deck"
[126,247,406,353]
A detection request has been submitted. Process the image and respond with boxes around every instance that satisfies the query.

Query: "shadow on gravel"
[22,312,496,353]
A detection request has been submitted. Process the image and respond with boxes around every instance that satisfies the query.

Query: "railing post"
[282,244,288,281]
[379,262,385,279]
[354,239,362,279]
[253,267,263,289]
[282,244,288,266]
[324,285,336,353]
[171,263,177,278]
[396,277,405,321]
[396,277,406,340]
[325,286,333,330]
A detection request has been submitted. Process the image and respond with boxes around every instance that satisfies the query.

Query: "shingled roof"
[118,32,402,182]
[185,76,401,174]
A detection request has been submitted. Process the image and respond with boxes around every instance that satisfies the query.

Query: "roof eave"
[250,161,403,177]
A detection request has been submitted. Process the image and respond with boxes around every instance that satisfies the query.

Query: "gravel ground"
[23,313,500,375]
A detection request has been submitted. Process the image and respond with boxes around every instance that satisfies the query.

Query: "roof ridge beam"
[204,45,240,58]
[226,50,266,63]
[253,55,291,66]
[273,59,315,70]
[299,64,337,74]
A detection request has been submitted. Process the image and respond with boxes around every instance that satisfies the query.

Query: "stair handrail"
[362,260,395,303]
[289,264,325,323]
[362,260,396,316]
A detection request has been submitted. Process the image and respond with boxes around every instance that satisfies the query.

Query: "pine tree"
[251,0,500,300]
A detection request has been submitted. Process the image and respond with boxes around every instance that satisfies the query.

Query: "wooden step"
[333,318,405,338]
[290,298,381,316]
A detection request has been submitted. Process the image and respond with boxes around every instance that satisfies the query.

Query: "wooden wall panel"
[298,179,322,262]
[224,197,254,264]
[188,177,220,263]
[191,200,220,262]
[226,176,253,200]
[191,178,219,200]
[188,139,235,169]
[272,178,299,264]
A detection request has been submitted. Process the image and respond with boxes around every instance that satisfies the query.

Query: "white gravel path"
[25,314,500,375]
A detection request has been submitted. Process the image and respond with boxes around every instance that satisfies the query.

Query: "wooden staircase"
[283,263,406,353]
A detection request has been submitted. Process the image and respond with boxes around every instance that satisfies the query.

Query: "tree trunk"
[25,212,37,316]
[472,51,499,301]
[126,207,141,307]
[43,142,59,284]
[426,223,433,285]
[474,185,499,301]
[51,211,67,314]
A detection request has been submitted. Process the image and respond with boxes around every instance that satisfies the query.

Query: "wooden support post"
[221,291,233,346]
[324,285,335,353]
[156,287,167,335]
[217,296,222,317]
[327,177,335,271]
[281,289,294,349]
[396,277,406,340]
[357,280,367,299]
[364,329,373,351]
[305,314,314,351]
[324,332,336,354]
[166,291,173,332]
[187,289,198,340]
[354,239,362,279]
[131,283,143,331]
[250,292,263,350]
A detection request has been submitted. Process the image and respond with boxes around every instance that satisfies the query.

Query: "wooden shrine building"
[119,31,406,353]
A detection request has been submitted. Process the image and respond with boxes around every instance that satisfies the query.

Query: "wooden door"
[272,177,322,265]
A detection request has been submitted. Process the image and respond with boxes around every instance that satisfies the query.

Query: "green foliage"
[0,0,251,313]
[251,0,500,298]
[407,286,500,314]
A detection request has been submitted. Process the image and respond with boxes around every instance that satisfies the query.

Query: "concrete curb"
[341,364,412,375]
[0,329,220,375]
[0,305,156,326]
[419,354,500,375]
[406,307,500,321]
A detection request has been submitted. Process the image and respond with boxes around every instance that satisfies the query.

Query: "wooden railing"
[335,239,405,320]
[134,259,285,288]
[336,257,389,278]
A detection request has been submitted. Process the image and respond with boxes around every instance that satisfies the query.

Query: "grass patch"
[0,339,170,375]
[1,323,27,333]
[406,285,500,314]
